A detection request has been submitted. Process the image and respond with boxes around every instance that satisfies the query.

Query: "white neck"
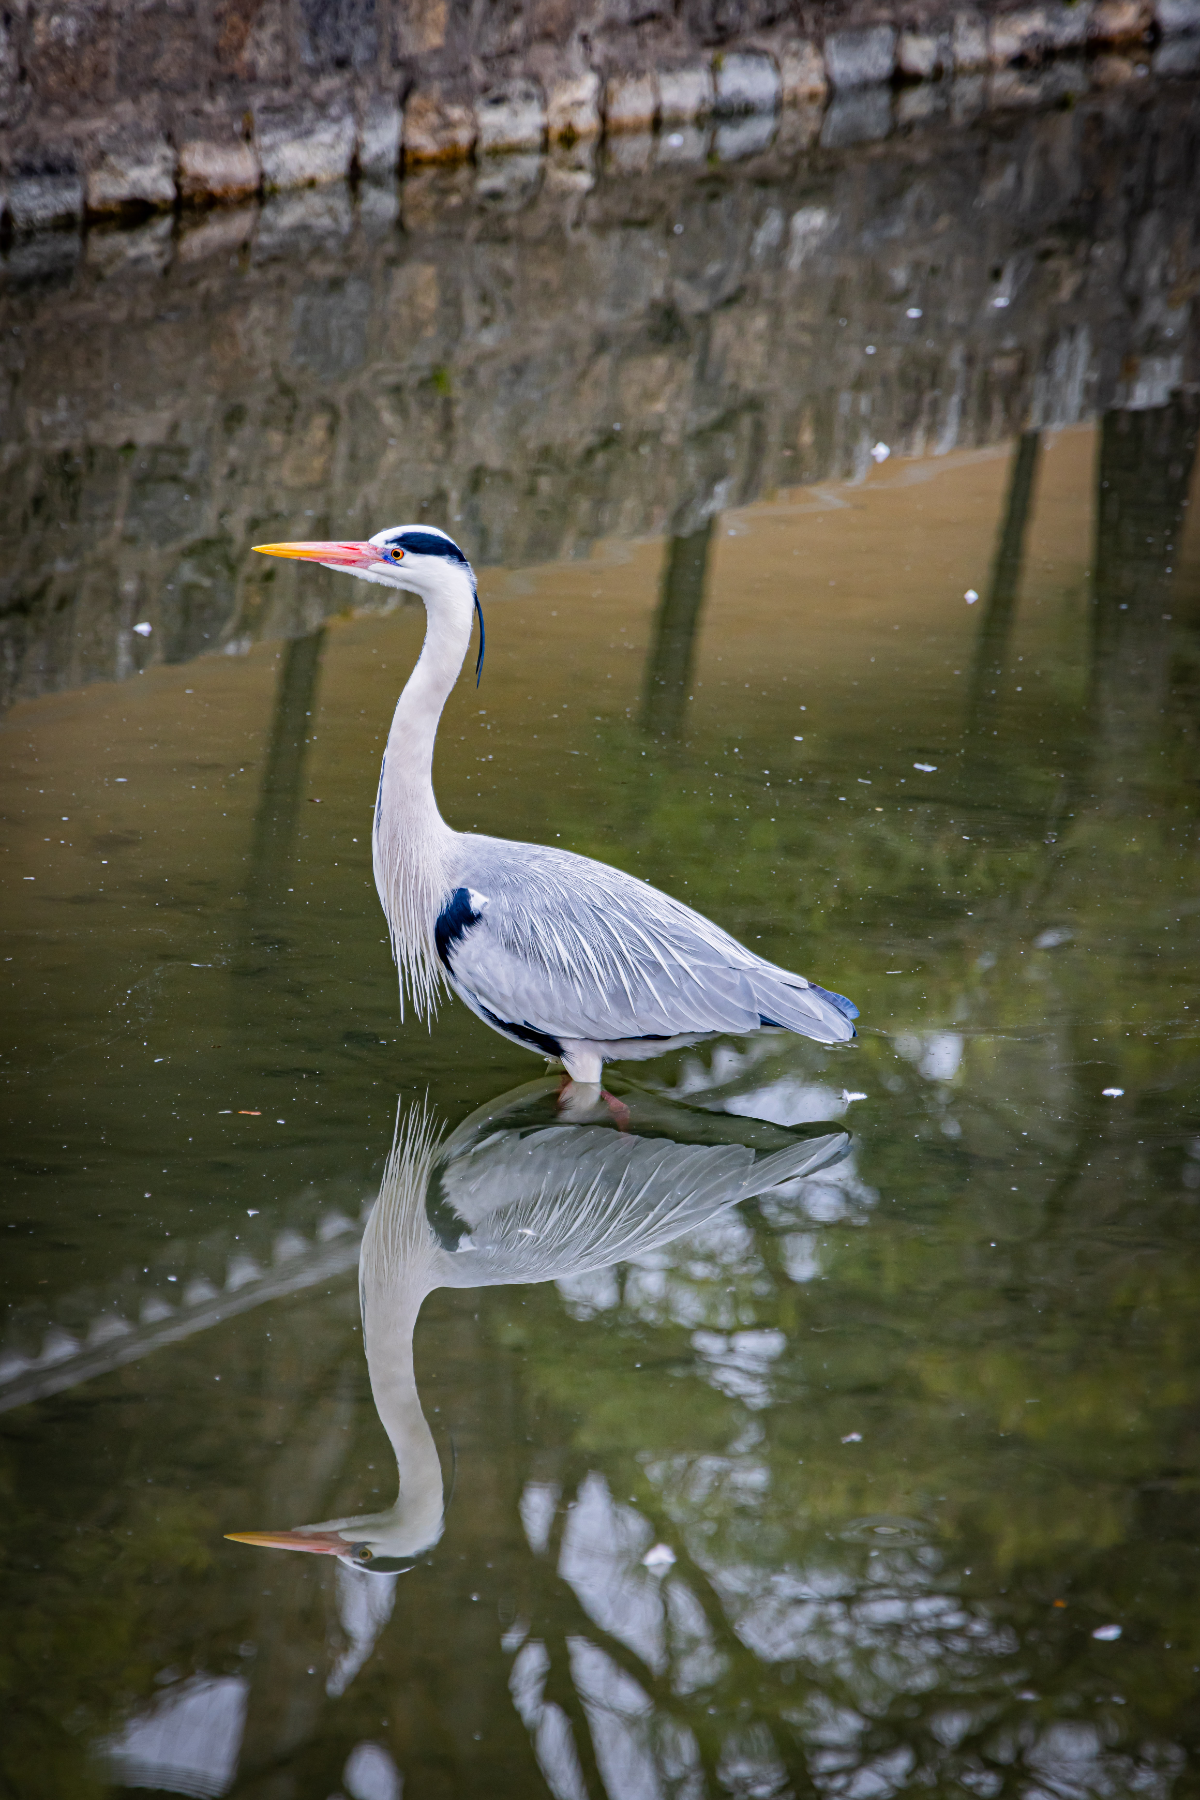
[354,1108,446,1555]
[359,1271,445,1556]
[372,565,476,1018]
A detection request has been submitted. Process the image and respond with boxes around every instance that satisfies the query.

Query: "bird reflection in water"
[227,1078,849,1576]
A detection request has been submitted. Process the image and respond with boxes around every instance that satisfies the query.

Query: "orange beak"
[225,1527,350,1555]
[253,541,380,567]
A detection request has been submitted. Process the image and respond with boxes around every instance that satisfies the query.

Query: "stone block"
[177,204,256,261]
[357,95,402,177]
[402,91,476,164]
[475,152,542,208]
[547,72,601,140]
[821,85,892,144]
[118,0,202,96]
[989,5,1089,63]
[656,122,709,163]
[950,71,988,118]
[658,64,714,120]
[604,72,657,131]
[214,0,288,82]
[898,80,950,122]
[1045,3,1093,49]
[255,98,356,189]
[27,0,118,106]
[953,12,990,67]
[1089,0,1152,38]
[1156,0,1200,30]
[86,215,174,277]
[1154,29,1200,67]
[394,0,449,56]
[358,180,401,231]
[86,139,177,215]
[605,129,654,171]
[178,139,261,204]
[778,40,827,101]
[1,232,81,281]
[399,163,472,229]
[0,10,23,118]
[254,186,353,258]
[990,7,1045,62]
[825,26,897,89]
[714,112,777,159]
[476,79,547,153]
[299,0,377,73]
[774,101,823,154]
[546,139,597,186]
[1089,49,1143,79]
[7,170,84,231]
[713,51,780,113]
[898,30,952,77]
[991,54,1087,102]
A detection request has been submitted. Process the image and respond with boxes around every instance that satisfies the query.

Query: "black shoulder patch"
[479,1004,563,1060]
[435,887,482,969]
[389,530,470,565]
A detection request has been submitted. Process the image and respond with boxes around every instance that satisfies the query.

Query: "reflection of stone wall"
[0,76,1196,711]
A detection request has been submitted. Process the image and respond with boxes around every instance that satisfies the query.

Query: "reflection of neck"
[373,568,474,1019]
[362,1271,444,1554]
[358,1106,446,1552]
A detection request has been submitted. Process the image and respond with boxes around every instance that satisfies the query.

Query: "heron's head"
[253,524,484,680]
[225,1512,436,1575]
[254,524,471,595]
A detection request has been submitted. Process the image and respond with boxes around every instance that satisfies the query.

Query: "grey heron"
[253,527,859,1085]
[227,1077,849,1571]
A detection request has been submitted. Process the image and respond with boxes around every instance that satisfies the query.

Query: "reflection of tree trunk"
[966,431,1041,729]
[245,630,326,923]
[641,520,715,741]
[1090,397,1199,790]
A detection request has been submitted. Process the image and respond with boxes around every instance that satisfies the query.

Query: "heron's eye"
[351,1543,374,1563]
[388,547,404,562]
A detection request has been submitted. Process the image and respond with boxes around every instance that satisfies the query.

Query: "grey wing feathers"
[433,1123,847,1288]
[445,837,854,1047]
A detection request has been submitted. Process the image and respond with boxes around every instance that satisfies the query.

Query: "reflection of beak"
[225,1528,349,1555]
[253,541,378,567]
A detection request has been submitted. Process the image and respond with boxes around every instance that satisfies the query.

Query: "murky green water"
[4,87,1200,1800]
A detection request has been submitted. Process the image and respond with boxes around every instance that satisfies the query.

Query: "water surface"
[3,86,1200,1800]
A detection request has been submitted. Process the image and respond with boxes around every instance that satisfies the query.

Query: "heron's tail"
[747,1129,851,1195]
[752,966,858,1045]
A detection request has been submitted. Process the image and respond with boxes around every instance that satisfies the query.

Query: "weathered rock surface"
[1,77,1195,713]
[0,0,1192,213]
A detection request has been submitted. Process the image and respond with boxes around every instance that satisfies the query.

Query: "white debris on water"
[642,1543,676,1574]
[914,762,937,772]
[841,1432,862,1444]
[870,441,890,462]
[133,621,152,636]
[906,307,923,319]
[1102,1088,1124,1098]
[1092,1624,1122,1641]
[965,589,979,603]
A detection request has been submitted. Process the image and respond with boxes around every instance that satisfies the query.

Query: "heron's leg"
[557,1079,605,1122]
[601,1090,631,1130]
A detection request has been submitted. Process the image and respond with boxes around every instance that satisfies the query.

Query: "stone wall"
[1,0,1199,224]
[1,71,1196,712]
